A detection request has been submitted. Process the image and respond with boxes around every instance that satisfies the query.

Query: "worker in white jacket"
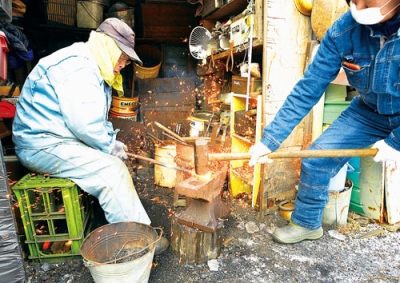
[12,18,168,254]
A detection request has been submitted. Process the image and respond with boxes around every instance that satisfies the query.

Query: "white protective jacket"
[12,42,117,153]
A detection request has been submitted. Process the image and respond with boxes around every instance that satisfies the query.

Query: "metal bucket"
[91,0,110,8]
[154,141,176,188]
[109,109,138,121]
[323,181,353,227]
[80,222,161,283]
[77,1,104,29]
[106,9,135,29]
[189,110,219,137]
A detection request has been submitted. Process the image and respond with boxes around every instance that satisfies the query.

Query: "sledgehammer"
[194,139,378,175]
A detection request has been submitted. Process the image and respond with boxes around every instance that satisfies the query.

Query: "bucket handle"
[84,227,163,267]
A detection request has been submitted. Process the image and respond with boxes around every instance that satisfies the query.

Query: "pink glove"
[372,140,400,162]
[248,142,273,167]
[111,140,128,160]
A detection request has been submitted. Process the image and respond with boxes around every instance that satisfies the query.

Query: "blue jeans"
[292,96,400,229]
[15,142,151,225]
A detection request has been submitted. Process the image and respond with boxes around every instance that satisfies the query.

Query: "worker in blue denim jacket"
[249,0,400,244]
[12,18,169,254]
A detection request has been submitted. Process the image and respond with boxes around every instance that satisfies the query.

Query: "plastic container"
[77,1,104,29]
[328,163,354,192]
[154,141,176,188]
[80,222,161,283]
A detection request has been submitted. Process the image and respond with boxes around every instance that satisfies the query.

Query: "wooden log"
[170,217,222,264]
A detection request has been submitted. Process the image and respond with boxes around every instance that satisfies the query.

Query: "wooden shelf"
[136,37,188,44]
[204,0,249,20]
[39,25,189,44]
[40,24,92,34]
[210,38,262,61]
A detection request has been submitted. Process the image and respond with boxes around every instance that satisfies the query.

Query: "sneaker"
[272,222,323,244]
[154,237,169,255]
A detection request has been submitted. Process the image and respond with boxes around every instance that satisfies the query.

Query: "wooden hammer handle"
[208,148,378,161]
[154,121,186,142]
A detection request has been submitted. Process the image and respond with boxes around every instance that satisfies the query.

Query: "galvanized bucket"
[80,222,161,283]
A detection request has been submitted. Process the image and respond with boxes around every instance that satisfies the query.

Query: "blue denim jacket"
[261,11,400,152]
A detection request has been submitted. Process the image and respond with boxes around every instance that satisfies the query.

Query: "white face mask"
[350,0,400,25]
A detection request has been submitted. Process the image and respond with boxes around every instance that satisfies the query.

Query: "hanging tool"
[225,40,235,72]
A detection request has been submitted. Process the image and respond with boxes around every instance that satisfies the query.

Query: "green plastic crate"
[12,173,93,263]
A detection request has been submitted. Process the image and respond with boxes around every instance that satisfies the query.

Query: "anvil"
[175,168,230,232]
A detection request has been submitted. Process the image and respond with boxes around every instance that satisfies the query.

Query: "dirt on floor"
[20,119,400,283]
[22,162,400,283]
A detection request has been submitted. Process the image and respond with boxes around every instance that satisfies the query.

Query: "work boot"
[155,237,169,255]
[272,222,323,244]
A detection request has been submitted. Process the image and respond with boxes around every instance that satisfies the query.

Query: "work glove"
[248,142,273,167]
[372,140,400,163]
[111,140,128,160]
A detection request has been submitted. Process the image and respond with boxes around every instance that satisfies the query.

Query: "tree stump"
[170,217,223,264]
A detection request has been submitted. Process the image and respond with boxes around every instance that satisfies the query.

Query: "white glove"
[111,140,128,160]
[248,142,273,167]
[372,140,400,163]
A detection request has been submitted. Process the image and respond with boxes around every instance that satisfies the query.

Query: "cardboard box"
[231,75,262,95]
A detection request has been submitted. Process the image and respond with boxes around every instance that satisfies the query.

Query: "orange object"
[42,241,51,250]
[343,61,361,71]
